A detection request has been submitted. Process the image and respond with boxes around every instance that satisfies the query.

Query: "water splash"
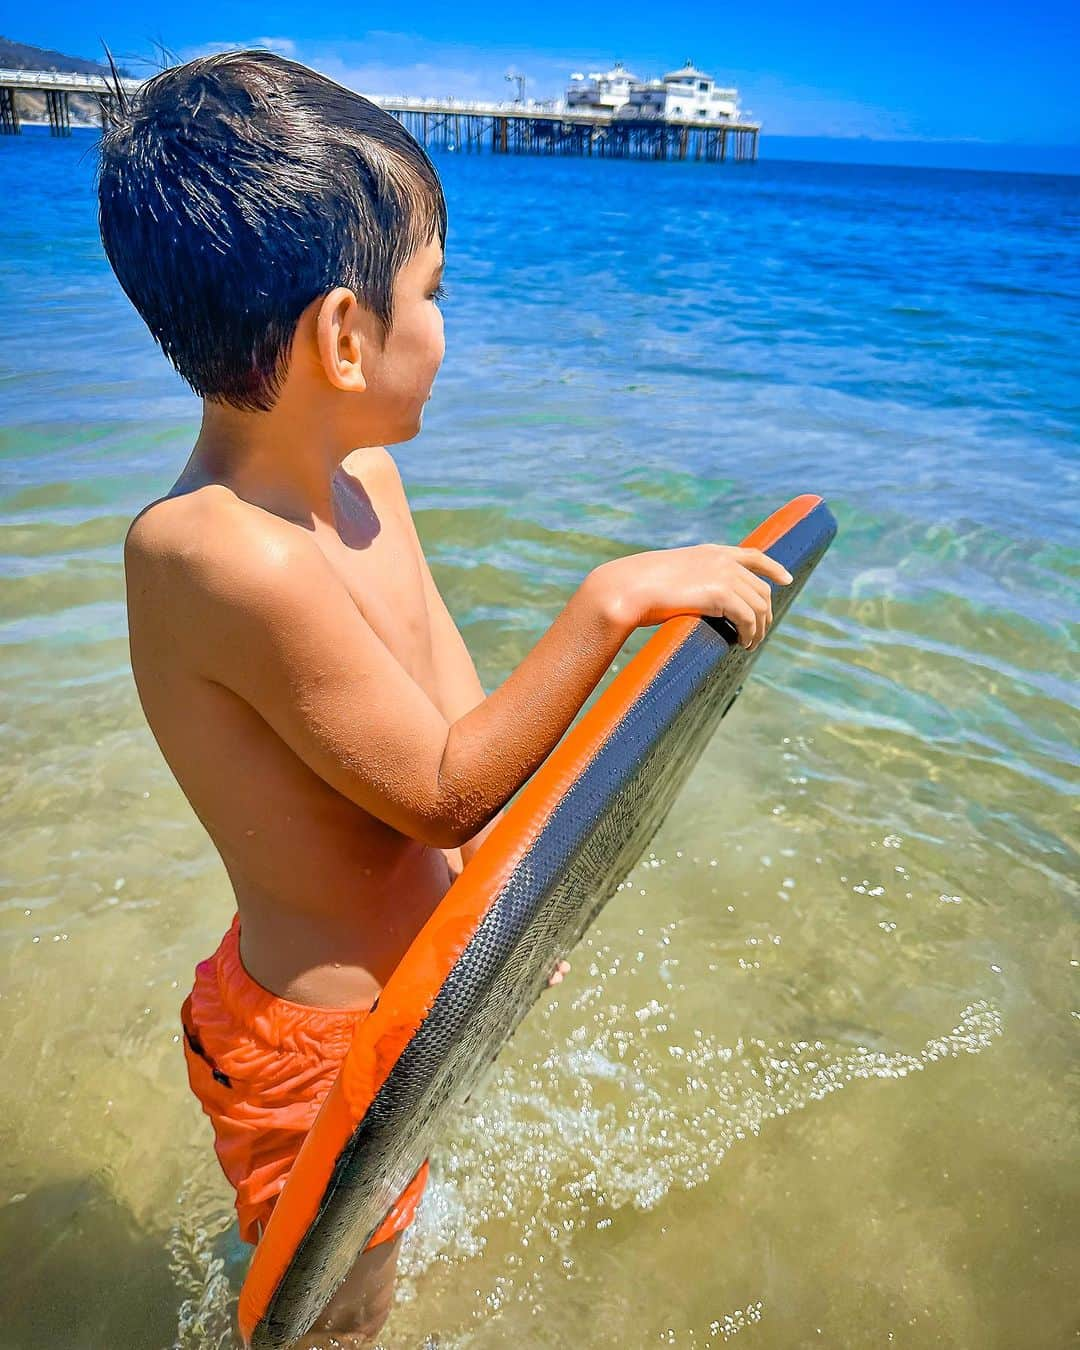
[168,1170,240,1350]
[389,995,1003,1335]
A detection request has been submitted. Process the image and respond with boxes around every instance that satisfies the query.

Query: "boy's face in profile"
[318,237,446,448]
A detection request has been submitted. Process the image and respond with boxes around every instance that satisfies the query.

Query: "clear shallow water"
[1,126,1077,1348]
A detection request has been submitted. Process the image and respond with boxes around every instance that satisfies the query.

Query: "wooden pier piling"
[388,103,759,166]
[44,88,71,136]
[0,85,19,134]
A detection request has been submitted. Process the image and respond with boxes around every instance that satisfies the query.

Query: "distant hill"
[0,35,130,77]
[0,34,134,127]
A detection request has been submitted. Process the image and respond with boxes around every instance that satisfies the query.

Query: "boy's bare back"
[126,445,482,1008]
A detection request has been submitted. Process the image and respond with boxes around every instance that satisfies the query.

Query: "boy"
[97,48,787,1347]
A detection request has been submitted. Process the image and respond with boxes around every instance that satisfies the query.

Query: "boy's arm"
[412,567,498,874]
[376,456,505,870]
[128,487,630,852]
[421,583,503,870]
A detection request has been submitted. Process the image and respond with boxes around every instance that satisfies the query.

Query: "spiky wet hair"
[94,48,447,412]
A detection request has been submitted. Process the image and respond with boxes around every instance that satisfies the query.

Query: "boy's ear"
[314,287,367,394]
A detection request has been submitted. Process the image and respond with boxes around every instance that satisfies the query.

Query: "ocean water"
[1,124,1077,1348]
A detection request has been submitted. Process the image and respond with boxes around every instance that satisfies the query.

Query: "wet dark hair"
[94,48,447,412]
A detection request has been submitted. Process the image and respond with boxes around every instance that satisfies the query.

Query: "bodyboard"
[239,493,838,1346]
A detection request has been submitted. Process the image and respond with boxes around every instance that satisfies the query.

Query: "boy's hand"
[547,958,571,986]
[592,544,793,651]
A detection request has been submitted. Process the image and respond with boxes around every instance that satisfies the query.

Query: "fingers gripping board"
[239,494,837,1347]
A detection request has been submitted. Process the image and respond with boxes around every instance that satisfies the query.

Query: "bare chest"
[320,463,437,694]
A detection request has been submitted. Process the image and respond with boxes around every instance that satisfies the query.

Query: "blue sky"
[18,1,1080,145]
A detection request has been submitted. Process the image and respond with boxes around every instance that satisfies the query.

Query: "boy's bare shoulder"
[343,444,398,476]
[342,446,422,540]
[341,444,407,504]
[123,450,408,640]
[121,483,325,623]
[126,483,311,588]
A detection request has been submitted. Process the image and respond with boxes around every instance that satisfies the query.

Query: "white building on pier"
[564,58,741,123]
[565,62,641,113]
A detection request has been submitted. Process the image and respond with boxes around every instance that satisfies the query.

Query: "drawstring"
[183,1021,233,1089]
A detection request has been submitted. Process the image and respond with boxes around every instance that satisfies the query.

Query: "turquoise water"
[1,124,1077,1347]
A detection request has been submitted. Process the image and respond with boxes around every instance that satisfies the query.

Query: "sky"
[9,1,1080,151]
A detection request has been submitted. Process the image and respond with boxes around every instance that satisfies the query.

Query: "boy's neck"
[183,397,372,527]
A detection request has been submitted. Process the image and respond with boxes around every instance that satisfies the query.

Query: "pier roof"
[663,61,712,83]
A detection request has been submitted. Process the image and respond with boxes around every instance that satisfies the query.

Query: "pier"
[389,97,759,162]
[0,68,760,163]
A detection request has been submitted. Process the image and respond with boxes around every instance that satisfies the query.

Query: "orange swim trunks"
[180,914,430,1249]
